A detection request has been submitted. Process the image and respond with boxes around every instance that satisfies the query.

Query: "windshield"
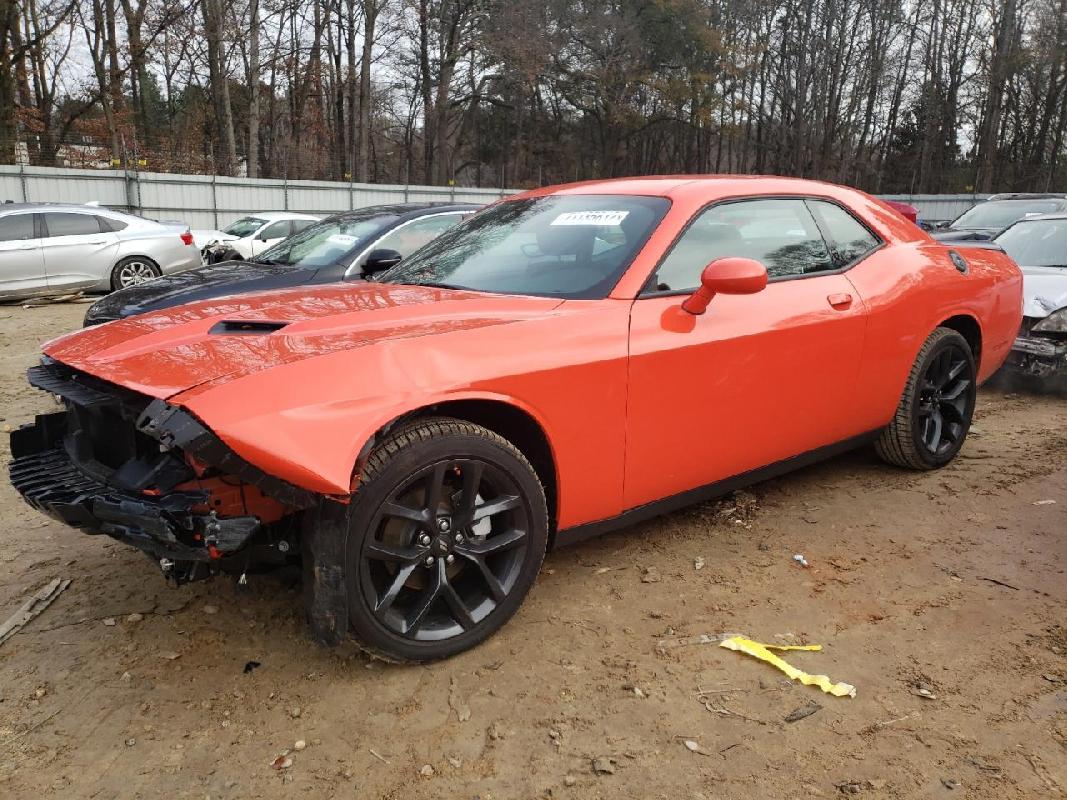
[375,195,671,298]
[223,216,268,237]
[256,215,399,268]
[996,218,1067,267]
[952,200,1062,231]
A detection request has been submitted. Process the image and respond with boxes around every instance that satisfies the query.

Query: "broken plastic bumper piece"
[10,412,261,563]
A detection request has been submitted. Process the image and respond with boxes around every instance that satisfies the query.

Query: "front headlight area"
[1032,307,1067,334]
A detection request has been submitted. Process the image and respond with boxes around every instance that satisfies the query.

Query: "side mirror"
[681,257,767,315]
[362,248,404,274]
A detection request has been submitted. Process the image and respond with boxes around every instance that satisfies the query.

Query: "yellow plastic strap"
[719,636,856,698]
[762,643,822,652]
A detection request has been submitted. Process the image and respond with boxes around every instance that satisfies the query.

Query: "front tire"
[110,256,161,290]
[309,417,549,663]
[875,327,977,470]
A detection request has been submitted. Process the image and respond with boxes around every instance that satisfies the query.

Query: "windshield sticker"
[550,210,630,227]
[327,234,359,246]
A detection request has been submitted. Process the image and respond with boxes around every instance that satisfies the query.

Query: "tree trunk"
[357,0,378,183]
[203,0,237,174]
[977,0,1018,192]
[247,0,260,177]
[418,0,433,183]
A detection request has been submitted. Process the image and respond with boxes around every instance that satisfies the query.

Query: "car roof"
[321,202,481,224]
[245,211,320,220]
[1004,211,1067,222]
[985,192,1067,202]
[0,202,128,214]
[513,174,872,201]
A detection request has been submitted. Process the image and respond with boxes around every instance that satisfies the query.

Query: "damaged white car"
[192,211,320,263]
[995,213,1067,382]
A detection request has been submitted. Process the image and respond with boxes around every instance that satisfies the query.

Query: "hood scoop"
[208,320,290,336]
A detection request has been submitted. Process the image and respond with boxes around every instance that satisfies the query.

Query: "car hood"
[1020,265,1067,318]
[84,261,317,325]
[191,229,238,248]
[932,228,998,242]
[46,283,565,399]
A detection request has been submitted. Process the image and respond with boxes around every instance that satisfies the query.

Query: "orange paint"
[40,177,1022,532]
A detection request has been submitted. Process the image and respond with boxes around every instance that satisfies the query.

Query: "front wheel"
[875,327,977,470]
[308,417,549,662]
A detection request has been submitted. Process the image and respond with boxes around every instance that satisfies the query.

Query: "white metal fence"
[0,164,516,229]
[1,164,982,228]
[880,194,989,223]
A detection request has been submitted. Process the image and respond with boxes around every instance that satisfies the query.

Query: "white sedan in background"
[993,212,1067,383]
[0,202,201,298]
[193,211,320,263]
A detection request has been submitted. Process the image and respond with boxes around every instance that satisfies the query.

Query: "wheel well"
[939,315,982,368]
[396,400,559,544]
[118,254,160,266]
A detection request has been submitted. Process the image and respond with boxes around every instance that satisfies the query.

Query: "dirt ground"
[0,302,1064,800]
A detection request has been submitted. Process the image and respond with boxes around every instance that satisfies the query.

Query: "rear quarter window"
[808,200,881,265]
[97,216,127,232]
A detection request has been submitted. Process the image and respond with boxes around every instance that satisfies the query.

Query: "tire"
[306,417,549,663]
[110,256,161,290]
[875,327,977,470]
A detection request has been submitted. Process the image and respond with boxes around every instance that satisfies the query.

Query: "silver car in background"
[0,203,202,300]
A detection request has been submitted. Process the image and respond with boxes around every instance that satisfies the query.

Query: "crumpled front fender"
[171,340,556,500]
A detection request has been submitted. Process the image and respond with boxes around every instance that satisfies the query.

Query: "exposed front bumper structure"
[9,360,316,582]
[11,411,261,563]
[1006,334,1067,378]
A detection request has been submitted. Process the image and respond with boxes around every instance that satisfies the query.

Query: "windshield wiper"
[411,280,466,290]
[381,278,465,290]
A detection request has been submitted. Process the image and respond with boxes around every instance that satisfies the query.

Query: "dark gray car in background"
[934,193,1067,242]
[83,202,479,325]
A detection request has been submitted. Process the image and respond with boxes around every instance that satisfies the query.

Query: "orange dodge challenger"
[11,177,1022,662]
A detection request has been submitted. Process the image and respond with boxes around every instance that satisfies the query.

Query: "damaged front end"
[10,358,317,584]
[1004,314,1067,380]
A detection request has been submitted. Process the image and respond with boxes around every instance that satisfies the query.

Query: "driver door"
[624,197,869,509]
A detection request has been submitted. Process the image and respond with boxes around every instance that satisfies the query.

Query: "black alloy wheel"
[335,417,548,662]
[914,344,973,456]
[360,457,529,640]
[876,327,977,470]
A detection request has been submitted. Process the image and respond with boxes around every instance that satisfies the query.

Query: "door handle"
[87,240,106,245]
[827,293,853,309]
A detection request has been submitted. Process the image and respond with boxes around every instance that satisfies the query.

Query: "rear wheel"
[875,327,977,470]
[110,256,161,290]
[311,417,549,663]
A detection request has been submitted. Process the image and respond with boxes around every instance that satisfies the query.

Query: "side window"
[653,199,834,291]
[0,213,36,242]
[97,216,127,232]
[43,212,103,237]
[260,221,291,240]
[290,219,315,234]
[370,213,466,259]
[808,201,880,265]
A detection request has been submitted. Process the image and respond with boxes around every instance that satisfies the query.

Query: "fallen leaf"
[784,703,822,722]
[592,756,616,774]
